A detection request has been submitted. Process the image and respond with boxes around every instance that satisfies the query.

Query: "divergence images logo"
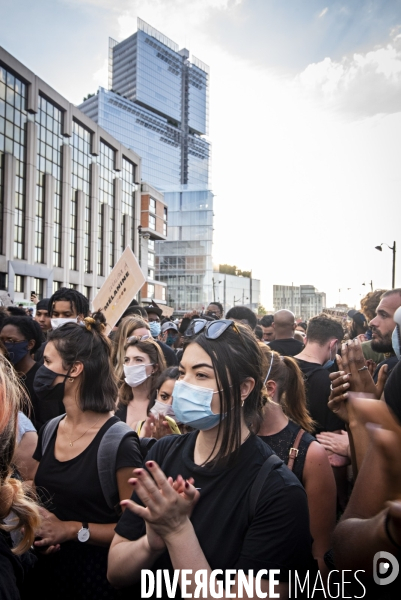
[373,551,399,586]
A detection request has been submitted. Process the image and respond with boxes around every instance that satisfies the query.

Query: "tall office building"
[80,18,213,310]
[273,284,326,320]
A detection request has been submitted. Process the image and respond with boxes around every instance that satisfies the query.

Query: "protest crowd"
[1,284,401,599]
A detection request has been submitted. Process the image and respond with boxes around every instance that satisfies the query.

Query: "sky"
[1,0,401,310]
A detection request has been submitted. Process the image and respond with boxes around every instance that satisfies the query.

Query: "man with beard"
[369,288,401,380]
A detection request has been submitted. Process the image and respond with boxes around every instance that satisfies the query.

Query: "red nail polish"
[185,481,189,489]
[148,461,154,467]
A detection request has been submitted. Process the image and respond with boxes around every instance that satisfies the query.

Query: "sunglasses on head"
[126,334,151,343]
[184,318,239,339]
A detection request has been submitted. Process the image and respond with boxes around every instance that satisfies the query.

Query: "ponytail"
[280,357,315,433]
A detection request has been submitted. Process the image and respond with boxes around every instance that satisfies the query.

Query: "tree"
[257,304,267,316]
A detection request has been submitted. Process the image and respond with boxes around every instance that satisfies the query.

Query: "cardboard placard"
[92,247,146,332]
[161,305,174,317]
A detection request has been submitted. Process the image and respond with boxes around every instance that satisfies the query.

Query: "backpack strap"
[287,428,305,472]
[97,421,139,516]
[249,454,283,521]
[41,414,66,455]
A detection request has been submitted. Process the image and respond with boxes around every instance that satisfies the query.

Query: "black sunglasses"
[184,318,239,339]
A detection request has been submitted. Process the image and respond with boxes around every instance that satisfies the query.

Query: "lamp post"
[375,241,396,288]
[362,281,373,292]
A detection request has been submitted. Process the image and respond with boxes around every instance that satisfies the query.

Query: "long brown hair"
[111,317,151,382]
[260,347,315,433]
[0,356,40,554]
[118,337,166,406]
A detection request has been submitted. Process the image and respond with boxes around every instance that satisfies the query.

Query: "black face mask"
[33,364,69,401]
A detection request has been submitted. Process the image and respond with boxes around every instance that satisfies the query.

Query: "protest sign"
[92,247,146,332]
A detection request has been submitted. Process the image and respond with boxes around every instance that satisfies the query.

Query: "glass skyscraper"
[79,18,213,310]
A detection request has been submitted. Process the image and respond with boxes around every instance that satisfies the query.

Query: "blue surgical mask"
[322,344,336,369]
[5,341,29,365]
[172,380,222,430]
[392,325,401,360]
[149,321,161,338]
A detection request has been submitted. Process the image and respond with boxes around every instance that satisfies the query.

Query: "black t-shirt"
[384,358,401,424]
[295,359,345,434]
[33,415,142,523]
[116,432,314,598]
[0,531,24,600]
[259,420,316,483]
[25,416,143,600]
[267,338,304,357]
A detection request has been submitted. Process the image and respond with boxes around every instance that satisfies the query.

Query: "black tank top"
[259,420,316,483]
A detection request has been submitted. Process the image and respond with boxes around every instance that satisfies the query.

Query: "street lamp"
[375,241,396,288]
[362,281,373,292]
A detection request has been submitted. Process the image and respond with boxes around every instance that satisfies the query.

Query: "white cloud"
[296,33,401,117]
[318,7,328,18]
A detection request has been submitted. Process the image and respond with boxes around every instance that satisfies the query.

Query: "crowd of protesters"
[0,285,401,599]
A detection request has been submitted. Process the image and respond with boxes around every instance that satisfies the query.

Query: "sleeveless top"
[259,420,316,483]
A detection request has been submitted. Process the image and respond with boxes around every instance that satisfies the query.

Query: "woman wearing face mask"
[108,320,315,598]
[115,336,166,434]
[111,317,151,383]
[24,313,142,600]
[257,349,336,579]
[0,316,44,428]
[139,367,183,439]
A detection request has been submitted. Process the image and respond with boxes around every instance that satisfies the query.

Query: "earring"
[68,377,74,383]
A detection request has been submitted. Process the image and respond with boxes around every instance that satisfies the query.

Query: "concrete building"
[212,272,261,314]
[79,18,213,312]
[273,284,326,320]
[0,46,166,304]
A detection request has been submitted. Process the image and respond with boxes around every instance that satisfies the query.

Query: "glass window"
[149,214,155,230]
[71,121,92,272]
[53,280,62,293]
[147,283,155,298]
[98,141,116,275]
[33,277,44,300]
[14,275,24,293]
[121,158,135,251]
[149,197,156,213]
[148,268,154,279]
[35,96,63,265]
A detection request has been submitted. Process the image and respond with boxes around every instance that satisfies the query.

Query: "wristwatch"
[77,522,90,543]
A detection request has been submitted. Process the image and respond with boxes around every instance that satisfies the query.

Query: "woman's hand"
[339,340,388,398]
[34,507,77,552]
[316,430,350,457]
[121,462,200,542]
[140,414,173,440]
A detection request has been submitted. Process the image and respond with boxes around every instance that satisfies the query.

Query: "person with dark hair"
[258,348,336,577]
[34,298,51,334]
[24,312,142,600]
[48,287,89,325]
[205,302,223,319]
[108,320,315,596]
[6,306,28,317]
[225,305,257,330]
[0,316,44,428]
[254,324,263,341]
[295,321,307,335]
[139,366,181,439]
[116,336,166,434]
[294,314,345,434]
[260,314,275,342]
[268,310,304,357]
[368,288,401,380]
[347,310,368,340]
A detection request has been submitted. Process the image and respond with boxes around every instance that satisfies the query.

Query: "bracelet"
[384,511,401,550]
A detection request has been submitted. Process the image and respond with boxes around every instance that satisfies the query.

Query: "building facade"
[0,46,145,304]
[273,284,326,320]
[212,271,261,315]
[79,18,214,311]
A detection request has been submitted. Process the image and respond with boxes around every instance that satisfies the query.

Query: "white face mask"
[124,363,153,388]
[51,317,78,330]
